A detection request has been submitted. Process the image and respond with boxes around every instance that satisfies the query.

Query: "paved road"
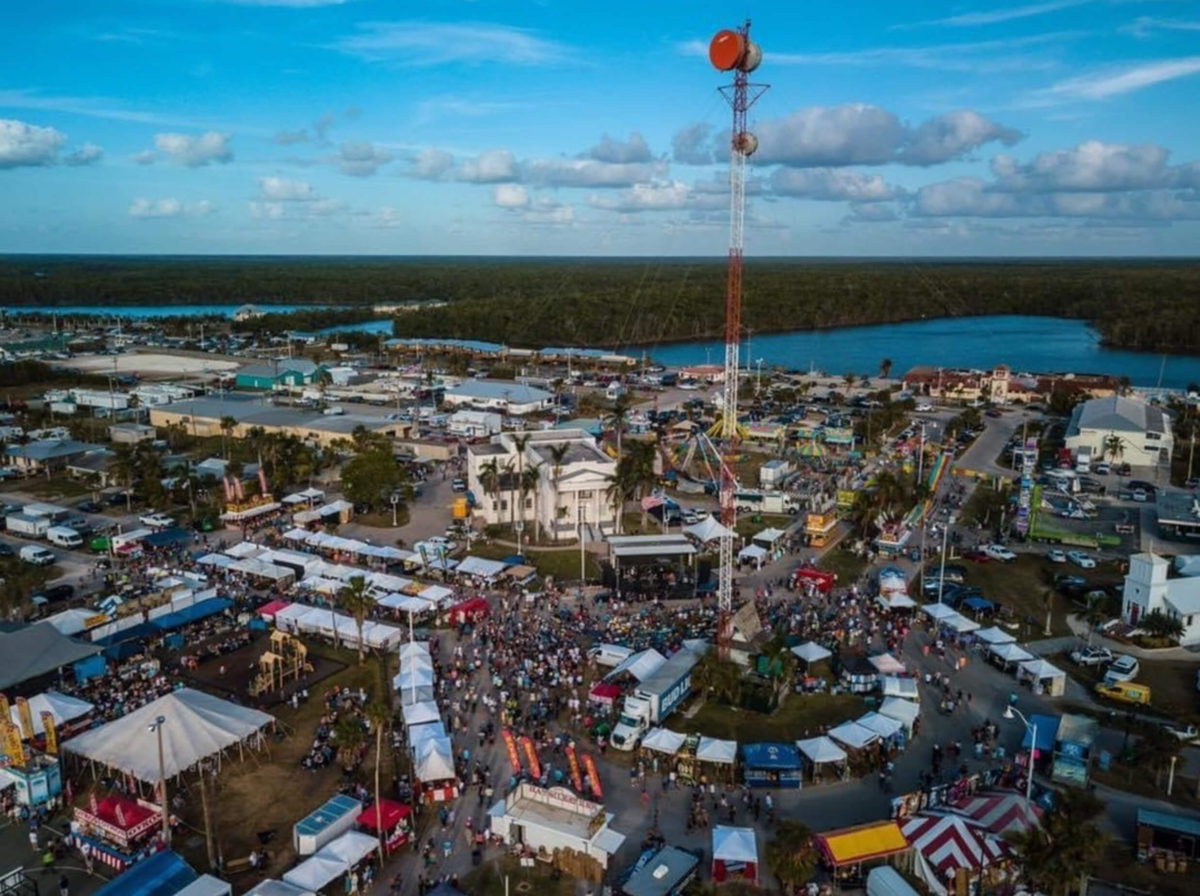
[955,409,1032,480]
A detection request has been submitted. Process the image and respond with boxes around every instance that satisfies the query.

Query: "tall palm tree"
[766,820,819,894]
[338,575,373,665]
[1103,433,1126,465]
[547,443,570,544]
[479,458,501,520]
[520,463,541,541]
[365,700,391,858]
[878,357,893,380]
[603,393,633,462]
[219,416,237,460]
[509,433,532,530]
[334,715,367,770]
[1008,788,1105,896]
[605,466,632,536]
[623,441,659,530]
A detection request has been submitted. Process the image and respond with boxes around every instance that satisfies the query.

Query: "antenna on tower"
[709,21,768,658]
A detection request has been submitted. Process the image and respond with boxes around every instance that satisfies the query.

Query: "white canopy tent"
[879,697,921,734]
[402,701,442,727]
[319,830,377,868]
[407,721,446,754]
[989,642,1035,665]
[877,592,917,610]
[696,737,738,764]
[244,881,315,896]
[752,527,786,546]
[868,653,907,676]
[393,666,435,691]
[942,613,980,634]
[455,556,509,580]
[62,688,272,783]
[880,676,920,701]
[11,691,94,736]
[398,641,431,661]
[790,642,832,664]
[975,626,1015,645]
[922,603,957,622]
[398,686,435,706]
[640,728,687,756]
[737,544,768,568]
[418,585,454,606]
[712,824,758,865]
[795,736,847,765]
[857,712,904,740]
[378,593,433,613]
[42,608,99,637]
[606,648,667,683]
[413,735,456,782]
[1019,658,1067,696]
[827,721,880,751]
[282,850,353,894]
[683,516,734,544]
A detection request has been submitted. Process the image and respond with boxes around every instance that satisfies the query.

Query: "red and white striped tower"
[709,22,767,655]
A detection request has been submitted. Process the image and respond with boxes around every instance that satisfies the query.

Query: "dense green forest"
[1,255,1198,354]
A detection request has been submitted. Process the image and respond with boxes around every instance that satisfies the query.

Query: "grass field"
[817,548,870,589]
[462,855,579,896]
[678,693,866,742]
[471,540,594,584]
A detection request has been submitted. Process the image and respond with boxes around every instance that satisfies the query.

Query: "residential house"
[1121,552,1200,644]
[235,360,327,391]
[5,440,103,476]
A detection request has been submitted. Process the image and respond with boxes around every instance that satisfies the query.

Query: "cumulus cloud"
[63,142,103,166]
[332,141,391,176]
[588,181,726,214]
[332,21,569,67]
[751,105,1021,168]
[672,123,715,166]
[770,167,901,201]
[154,131,233,167]
[522,196,574,225]
[492,184,529,209]
[913,177,1200,220]
[521,157,668,188]
[989,141,1182,192]
[0,118,66,168]
[132,150,157,165]
[249,197,345,220]
[410,148,454,180]
[587,133,652,164]
[129,197,214,218]
[846,201,900,223]
[257,176,317,201]
[457,149,518,183]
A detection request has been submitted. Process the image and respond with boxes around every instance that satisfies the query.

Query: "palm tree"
[623,441,660,530]
[547,443,570,544]
[605,466,632,536]
[365,701,391,858]
[334,714,367,770]
[509,433,532,532]
[842,371,856,390]
[520,463,541,542]
[603,393,634,462]
[1009,787,1105,896]
[338,575,374,665]
[479,458,501,520]
[1082,592,1108,646]
[766,820,819,894]
[1140,609,1185,642]
[1103,433,1126,465]
[550,378,566,424]
[878,357,893,380]
[109,443,138,512]
[219,416,237,460]
[691,650,742,705]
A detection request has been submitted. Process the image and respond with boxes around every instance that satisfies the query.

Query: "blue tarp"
[1022,714,1060,752]
[962,596,995,611]
[144,527,192,548]
[1139,808,1200,838]
[95,623,159,647]
[93,850,197,896]
[73,654,107,682]
[103,641,144,662]
[152,597,234,632]
[741,742,803,770]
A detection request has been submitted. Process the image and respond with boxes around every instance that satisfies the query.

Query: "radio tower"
[709,22,767,656]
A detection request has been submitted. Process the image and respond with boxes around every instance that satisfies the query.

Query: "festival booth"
[175,876,233,896]
[91,849,197,896]
[283,830,377,893]
[696,737,738,782]
[293,794,362,856]
[741,742,803,789]
[828,721,881,754]
[711,825,757,884]
[486,782,626,880]
[618,844,700,896]
[446,597,490,626]
[816,820,910,889]
[900,813,1012,896]
[69,793,165,872]
[793,567,836,595]
[245,881,316,896]
[257,600,292,621]
[10,691,94,739]
[454,556,509,584]
[640,728,687,758]
[988,641,1034,670]
[796,736,848,783]
[950,791,1042,837]
[401,701,441,728]
[0,752,62,807]
[790,641,832,667]
[857,712,906,749]
[587,682,622,710]
[356,799,413,852]
[974,626,1015,646]
[868,653,907,677]
[413,732,459,803]
[393,665,435,692]
[737,544,768,570]
[880,676,920,702]
[841,657,882,695]
[1018,658,1067,697]
[879,697,921,738]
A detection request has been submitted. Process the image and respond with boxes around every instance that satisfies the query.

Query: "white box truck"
[610,648,702,751]
[6,513,50,539]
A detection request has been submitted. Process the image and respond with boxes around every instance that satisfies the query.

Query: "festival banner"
[582,753,603,799]
[0,720,24,768]
[501,729,522,774]
[41,712,58,755]
[15,697,34,741]
[565,744,584,793]
[519,736,541,781]
[0,693,9,727]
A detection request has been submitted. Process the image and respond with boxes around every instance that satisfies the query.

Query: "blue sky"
[1,0,1199,256]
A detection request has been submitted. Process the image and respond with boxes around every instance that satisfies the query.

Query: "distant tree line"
[2,256,1198,354]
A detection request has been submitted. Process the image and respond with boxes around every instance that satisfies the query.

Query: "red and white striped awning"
[901,813,1009,882]
[950,792,1042,837]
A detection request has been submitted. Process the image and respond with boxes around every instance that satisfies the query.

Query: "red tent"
[794,567,836,594]
[357,799,413,852]
[588,682,622,707]
[258,599,291,619]
[448,597,490,624]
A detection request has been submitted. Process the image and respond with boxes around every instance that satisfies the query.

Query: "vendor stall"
[618,844,699,896]
[69,793,164,872]
[868,654,907,677]
[879,697,921,738]
[857,712,905,748]
[790,641,832,666]
[1019,658,1067,697]
[816,820,910,889]
[446,597,490,626]
[988,642,1034,669]
[796,736,848,781]
[588,682,622,710]
[283,831,376,893]
[0,753,62,807]
[91,849,196,896]
[356,799,413,853]
[741,742,803,789]
[901,813,1011,896]
[974,626,1015,646]
[711,825,757,884]
[293,794,362,857]
[640,728,687,757]
[828,721,881,753]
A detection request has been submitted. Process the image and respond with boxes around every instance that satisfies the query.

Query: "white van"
[46,526,83,549]
[587,644,634,668]
[19,545,55,566]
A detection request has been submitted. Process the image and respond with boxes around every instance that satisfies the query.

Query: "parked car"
[450,478,467,493]
[1069,645,1113,667]
[76,500,103,513]
[139,512,175,529]
[33,583,74,604]
[915,402,933,412]
[1095,681,1151,705]
[1066,550,1096,569]
[1046,548,1067,563]
[1161,722,1199,743]
[962,548,991,563]
[983,544,1017,562]
[1092,462,1111,475]
[1104,654,1140,684]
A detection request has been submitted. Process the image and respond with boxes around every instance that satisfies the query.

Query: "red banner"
[582,753,603,799]
[501,729,522,774]
[565,744,584,793]
[519,736,541,781]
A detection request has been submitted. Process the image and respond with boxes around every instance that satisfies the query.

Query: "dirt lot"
[180,637,347,708]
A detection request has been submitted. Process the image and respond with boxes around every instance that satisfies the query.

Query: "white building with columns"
[465,429,617,541]
[1121,552,1200,645]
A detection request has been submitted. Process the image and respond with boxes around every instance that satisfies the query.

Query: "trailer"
[611,648,702,751]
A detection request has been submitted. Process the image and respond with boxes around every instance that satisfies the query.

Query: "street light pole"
[149,715,170,843]
[1003,705,1037,829]
[937,516,952,605]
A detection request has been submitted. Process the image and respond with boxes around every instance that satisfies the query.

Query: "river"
[7,306,1199,389]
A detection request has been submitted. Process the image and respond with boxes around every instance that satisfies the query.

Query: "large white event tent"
[683,516,734,544]
[413,735,456,782]
[790,642,832,664]
[989,642,1035,666]
[696,737,738,765]
[63,688,273,782]
[393,666,435,691]
[282,831,376,892]
[398,642,430,661]
[827,721,880,751]
[11,691,94,736]
[402,701,441,728]
[974,626,1015,646]
[879,697,921,736]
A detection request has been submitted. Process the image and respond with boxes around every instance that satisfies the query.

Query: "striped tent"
[950,792,1042,837]
[901,814,1009,896]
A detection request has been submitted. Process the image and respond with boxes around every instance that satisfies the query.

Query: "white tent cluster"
[283,830,377,892]
[273,603,403,651]
[394,640,456,788]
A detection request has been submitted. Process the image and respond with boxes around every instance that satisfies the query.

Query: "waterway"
[7,306,1200,389]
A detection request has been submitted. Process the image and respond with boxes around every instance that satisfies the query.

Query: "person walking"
[59,875,70,896]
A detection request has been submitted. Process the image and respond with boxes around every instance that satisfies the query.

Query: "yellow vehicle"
[1094,681,1151,705]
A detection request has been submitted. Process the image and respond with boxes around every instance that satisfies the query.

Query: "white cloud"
[587,133,652,164]
[1039,57,1200,101]
[493,184,529,209]
[332,21,569,67]
[913,0,1091,28]
[154,131,233,167]
[273,129,309,146]
[770,168,901,201]
[587,181,726,214]
[902,110,1021,165]
[332,141,391,176]
[846,201,900,222]
[0,119,66,168]
[672,123,715,166]
[457,149,518,183]
[990,141,1178,192]
[914,177,1200,220]
[129,197,214,218]
[1124,17,1200,39]
[63,142,103,166]
[132,150,157,165]
[521,157,668,188]
[410,148,454,180]
[257,176,317,201]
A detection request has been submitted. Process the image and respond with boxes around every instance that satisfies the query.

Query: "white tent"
[11,691,94,736]
[407,721,446,754]
[790,642,832,664]
[857,712,904,740]
[62,688,273,783]
[880,676,920,701]
[696,737,738,764]
[319,830,377,868]
[244,881,315,896]
[607,648,667,683]
[393,666,435,691]
[922,603,957,621]
[989,642,1034,665]
[683,516,734,543]
[283,853,351,893]
[975,626,1015,645]
[752,527,786,546]
[943,613,980,634]
[225,541,265,559]
[641,728,687,756]
[737,544,768,567]
[398,641,431,661]
[455,556,509,580]
[398,686,435,706]
[418,584,454,606]
[878,592,917,610]
[42,608,98,637]
[175,876,232,896]
[796,736,847,765]
[359,621,402,650]
[713,825,758,863]
[413,735,456,782]
[879,697,921,733]
[827,721,880,751]
[402,701,441,727]
[377,593,431,613]
[868,653,907,676]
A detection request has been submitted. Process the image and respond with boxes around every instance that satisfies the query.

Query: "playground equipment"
[249,631,313,697]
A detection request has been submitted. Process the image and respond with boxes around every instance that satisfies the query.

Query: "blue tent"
[144,527,192,548]
[103,641,145,662]
[962,596,995,612]
[95,623,160,647]
[73,654,108,682]
[742,742,803,788]
[1022,714,1060,753]
[93,850,197,896]
[152,598,234,632]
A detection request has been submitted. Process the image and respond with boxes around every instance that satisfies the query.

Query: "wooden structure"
[249,631,312,696]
